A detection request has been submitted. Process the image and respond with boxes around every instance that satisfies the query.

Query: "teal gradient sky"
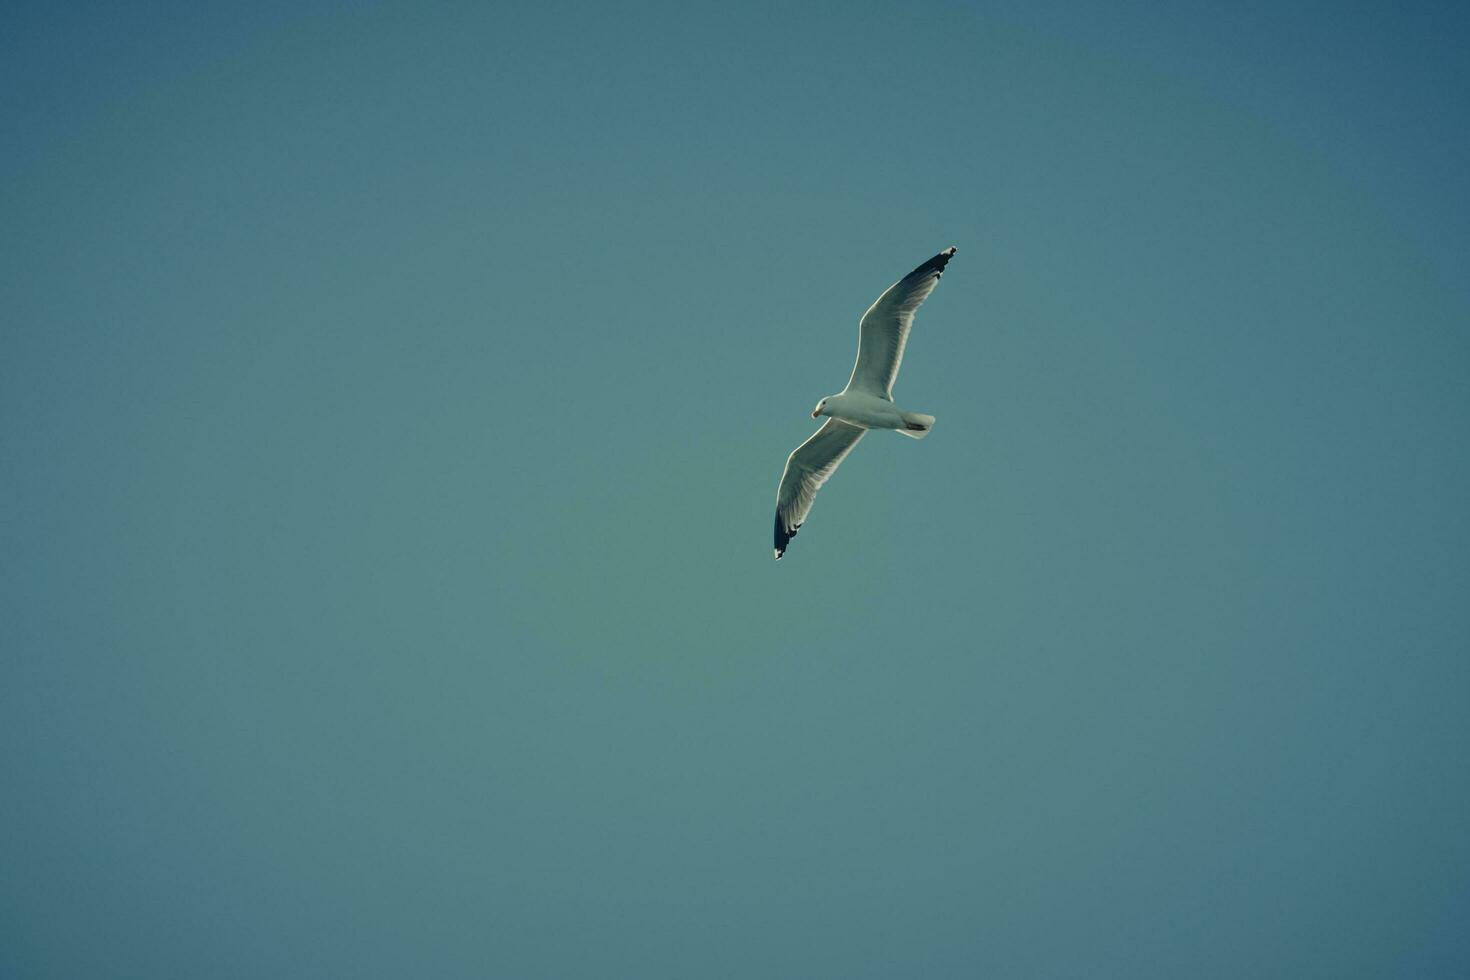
[4,3,1468,977]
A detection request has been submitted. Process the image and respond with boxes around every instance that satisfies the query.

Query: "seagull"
[773,246,957,560]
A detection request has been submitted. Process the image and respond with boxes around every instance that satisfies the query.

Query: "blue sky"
[4,3,1468,977]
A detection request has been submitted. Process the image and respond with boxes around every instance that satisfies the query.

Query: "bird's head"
[811,398,828,419]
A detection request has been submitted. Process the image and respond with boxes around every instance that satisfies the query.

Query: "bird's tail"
[898,412,935,439]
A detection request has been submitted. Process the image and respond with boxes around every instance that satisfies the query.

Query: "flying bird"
[773,246,957,559]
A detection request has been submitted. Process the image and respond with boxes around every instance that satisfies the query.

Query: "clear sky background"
[4,2,1468,977]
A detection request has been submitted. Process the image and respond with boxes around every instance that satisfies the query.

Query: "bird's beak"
[811,409,821,419]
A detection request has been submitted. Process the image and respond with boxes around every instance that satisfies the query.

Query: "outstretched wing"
[773,419,867,559]
[844,246,957,398]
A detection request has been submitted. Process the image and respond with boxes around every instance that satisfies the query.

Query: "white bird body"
[814,390,929,437]
[773,246,958,559]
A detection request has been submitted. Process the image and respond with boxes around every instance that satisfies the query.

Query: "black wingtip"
[906,246,958,282]
[774,514,798,559]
